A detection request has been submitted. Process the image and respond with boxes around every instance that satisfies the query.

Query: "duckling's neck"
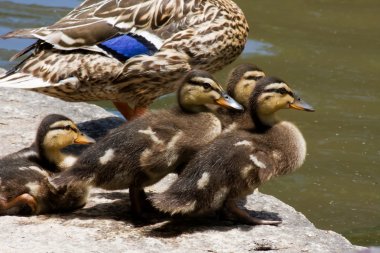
[251,111,279,132]
[37,144,74,172]
[34,143,58,172]
[179,103,209,113]
[45,147,78,170]
[44,148,65,165]
[177,89,211,113]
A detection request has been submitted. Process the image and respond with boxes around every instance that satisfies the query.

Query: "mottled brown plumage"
[0,0,249,118]
[150,77,314,225]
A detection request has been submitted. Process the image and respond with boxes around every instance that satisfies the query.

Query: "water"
[0,0,379,246]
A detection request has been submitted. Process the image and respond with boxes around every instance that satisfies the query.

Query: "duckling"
[51,70,243,215]
[226,64,266,107]
[214,63,266,129]
[0,114,95,215]
[150,76,314,225]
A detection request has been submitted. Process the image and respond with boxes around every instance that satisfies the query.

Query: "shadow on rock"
[56,191,167,227]
[54,190,281,236]
[77,116,125,139]
[145,208,281,238]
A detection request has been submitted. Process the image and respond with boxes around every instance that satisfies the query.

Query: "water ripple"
[242,39,276,57]
[2,0,79,8]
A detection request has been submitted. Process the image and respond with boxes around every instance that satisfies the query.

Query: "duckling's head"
[36,114,95,152]
[227,64,266,107]
[178,70,243,113]
[249,77,314,128]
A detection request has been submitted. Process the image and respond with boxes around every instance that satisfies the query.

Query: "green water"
[0,0,378,246]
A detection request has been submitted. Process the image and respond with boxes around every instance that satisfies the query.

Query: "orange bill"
[74,133,96,144]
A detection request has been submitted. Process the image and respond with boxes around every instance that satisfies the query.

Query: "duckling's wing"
[150,133,278,215]
[1,0,198,52]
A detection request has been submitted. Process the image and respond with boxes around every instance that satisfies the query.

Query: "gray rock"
[0,86,124,154]
[0,86,364,253]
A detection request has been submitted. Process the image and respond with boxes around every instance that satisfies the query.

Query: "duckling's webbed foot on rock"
[223,199,281,226]
[0,193,38,214]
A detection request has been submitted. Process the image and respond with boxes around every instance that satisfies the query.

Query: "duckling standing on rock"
[150,77,314,225]
[51,70,243,216]
[0,0,249,120]
[0,114,95,215]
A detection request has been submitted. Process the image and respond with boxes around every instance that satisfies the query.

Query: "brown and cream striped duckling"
[0,114,95,215]
[150,76,314,225]
[215,63,266,129]
[51,70,243,216]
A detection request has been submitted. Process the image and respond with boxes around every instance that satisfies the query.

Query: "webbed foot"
[0,193,38,215]
[223,199,281,226]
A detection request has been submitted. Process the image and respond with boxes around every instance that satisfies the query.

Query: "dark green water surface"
[0,0,378,246]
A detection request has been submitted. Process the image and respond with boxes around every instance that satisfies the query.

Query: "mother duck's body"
[0,0,248,118]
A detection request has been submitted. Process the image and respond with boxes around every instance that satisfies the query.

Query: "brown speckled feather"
[0,0,249,107]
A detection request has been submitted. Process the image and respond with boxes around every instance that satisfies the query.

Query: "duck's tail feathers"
[9,42,38,61]
[0,29,38,39]
[0,73,52,89]
[149,189,198,216]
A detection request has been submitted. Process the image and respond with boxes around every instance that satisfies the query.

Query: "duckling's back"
[52,108,223,190]
[151,122,307,215]
[136,109,223,180]
[0,149,49,214]
[0,147,88,215]
[150,130,271,215]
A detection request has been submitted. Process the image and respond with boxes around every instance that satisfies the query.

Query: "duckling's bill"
[74,133,96,145]
[289,95,315,112]
[215,93,244,111]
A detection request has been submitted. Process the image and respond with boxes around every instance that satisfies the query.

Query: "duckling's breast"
[196,113,223,143]
[270,121,307,173]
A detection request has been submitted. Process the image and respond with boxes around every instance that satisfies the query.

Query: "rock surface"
[0,86,364,253]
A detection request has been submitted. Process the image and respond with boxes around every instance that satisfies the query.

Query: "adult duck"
[0,0,249,120]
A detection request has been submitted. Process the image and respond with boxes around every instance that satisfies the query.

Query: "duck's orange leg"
[113,102,147,121]
[0,193,38,214]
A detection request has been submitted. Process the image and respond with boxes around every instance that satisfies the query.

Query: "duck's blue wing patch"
[99,34,158,62]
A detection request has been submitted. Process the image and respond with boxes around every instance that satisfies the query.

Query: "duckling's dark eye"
[277,88,288,95]
[246,76,262,81]
[202,83,211,89]
[64,125,71,131]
